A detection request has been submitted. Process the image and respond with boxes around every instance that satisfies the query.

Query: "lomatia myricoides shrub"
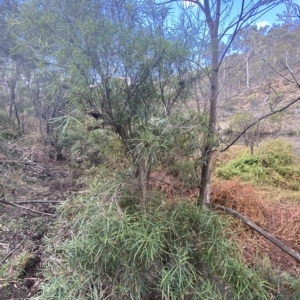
[35,176,272,300]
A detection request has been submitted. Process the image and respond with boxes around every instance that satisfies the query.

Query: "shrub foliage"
[35,175,271,300]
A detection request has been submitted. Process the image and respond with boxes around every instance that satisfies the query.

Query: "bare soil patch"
[0,145,78,299]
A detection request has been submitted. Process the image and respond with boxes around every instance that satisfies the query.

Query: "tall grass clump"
[216,139,300,189]
[34,173,272,300]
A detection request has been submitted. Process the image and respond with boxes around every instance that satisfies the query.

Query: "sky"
[177,1,295,30]
[255,2,287,29]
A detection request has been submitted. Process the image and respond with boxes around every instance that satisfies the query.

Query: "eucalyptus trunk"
[9,60,21,134]
[199,39,219,205]
[198,0,220,206]
[136,159,151,205]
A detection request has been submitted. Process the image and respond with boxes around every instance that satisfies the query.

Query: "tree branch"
[13,200,62,204]
[219,95,300,153]
[0,199,55,216]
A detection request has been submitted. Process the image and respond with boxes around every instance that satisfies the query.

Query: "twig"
[208,203,300,263]
[0,160,35,165]
[0,160,47,169]
[149,176,182,190]
[13,200,62,204]
[0,160,26,165]
[0,199,55,216]
[0,238,25,266]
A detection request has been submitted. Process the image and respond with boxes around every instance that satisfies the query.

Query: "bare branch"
[0,199,55,216]
[13,200,62,204]
[285,57,300,88]
[219,96,300,153]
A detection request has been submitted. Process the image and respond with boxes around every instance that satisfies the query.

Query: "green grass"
[216,139,300,190]
[251,256,300,300]
[0,110,19,140]
[0,251,33,282]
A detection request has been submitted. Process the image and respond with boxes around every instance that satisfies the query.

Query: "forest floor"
[151,166,300,276]
[211,179,300,275]
[0,140,79,300]
[0,140,300,299]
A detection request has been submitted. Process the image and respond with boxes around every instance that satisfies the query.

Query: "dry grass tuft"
[8,135,55,165]
[240,200,300,273]
[149,169,198,203]
[211,178,300,273]
[211,179,266,226]
[264,202,300,251]
[149,170,300,273]
[149,170,180,203]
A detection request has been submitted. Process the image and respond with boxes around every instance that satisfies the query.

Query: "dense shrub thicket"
[35,174,271,300]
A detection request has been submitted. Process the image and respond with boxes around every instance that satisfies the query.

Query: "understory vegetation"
[36,174,272,300]
[216,139,300,190]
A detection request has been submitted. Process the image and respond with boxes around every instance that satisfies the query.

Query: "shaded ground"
[0,144,78,300]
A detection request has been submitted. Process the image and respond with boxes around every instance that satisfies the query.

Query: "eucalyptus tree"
[231,25,262,89]
[160,0,282,205]
[0,0,23,129]
[279,0,300,25]
[0,0,20,57]
[16,0,192,203]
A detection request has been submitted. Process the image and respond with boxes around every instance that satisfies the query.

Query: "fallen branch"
[0,199,55,217]
[13,200,62,204]
[208,203,300,263]
[0,238,25,266]
[0,160,26,165]
[0,160,47,169]
[0,159,34,165]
